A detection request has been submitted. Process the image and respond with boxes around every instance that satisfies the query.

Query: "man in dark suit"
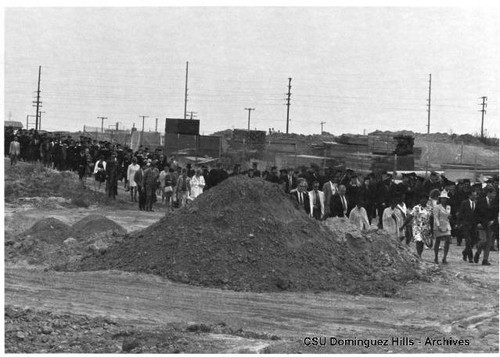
[330,184,349,218]
[134,163,146,211]
[457,190,478,263]
[291,178,310,215]
[474,186,498,265]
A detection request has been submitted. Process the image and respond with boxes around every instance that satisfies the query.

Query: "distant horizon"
[11,122,499,141]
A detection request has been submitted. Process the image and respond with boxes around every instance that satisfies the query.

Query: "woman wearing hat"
[433,190,452,264]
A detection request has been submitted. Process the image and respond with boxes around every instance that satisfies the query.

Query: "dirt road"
[5,236,499,353]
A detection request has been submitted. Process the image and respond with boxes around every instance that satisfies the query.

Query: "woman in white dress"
[349,200,370,231]
[126,157,140,202]
[189,168,206,200]
[433,190,452,264]
[382,199,399,239]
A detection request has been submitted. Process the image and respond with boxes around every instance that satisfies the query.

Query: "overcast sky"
[4,6,500,137]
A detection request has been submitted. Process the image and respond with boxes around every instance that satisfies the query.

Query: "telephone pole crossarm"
[245,108,255,131]
[97,116,108,133]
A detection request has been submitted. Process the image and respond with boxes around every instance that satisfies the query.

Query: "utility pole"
[188,111,197,120]
[34,65,42,131]
[184,61,189,119]
[320,121,326,134]
[286,77,292,134]
[97,116,107,133]
[427,73,431,134]
[245,108,255,131]
[155,118,158,132]
[479,96,487,139]
[116,122,119,131]
[139,115,148,147]
[139,115,149,132]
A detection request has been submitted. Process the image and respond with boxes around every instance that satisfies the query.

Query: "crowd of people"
[6,127,499,266]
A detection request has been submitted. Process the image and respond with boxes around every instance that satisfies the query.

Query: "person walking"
[143,160,159,211]
[433,190,452,264]
[457,190,478,263]
[190,168,206,200]
[9,136,21,166]
[127,157,141,202]
[105,152,119,199]
[394,195,413,245]
[176,168,191,208]
[163,168,175,213]
[308,181,325,220]
[76,149,88,186]
[382,199,399,239]
[93,155,107,192]
[134,163,146,211]
[349,199,371,231]
[411,195,433,258]
[474,185,498,265]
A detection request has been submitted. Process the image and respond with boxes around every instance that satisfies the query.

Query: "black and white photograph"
[3,2,499,353]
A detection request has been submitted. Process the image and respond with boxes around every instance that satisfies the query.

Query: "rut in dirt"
[63,176,432,295]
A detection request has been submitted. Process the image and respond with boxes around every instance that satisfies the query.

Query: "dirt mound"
[72,215,127,239]
[72,176,430,295]
[5,215,126,267]
[21,218,73,245]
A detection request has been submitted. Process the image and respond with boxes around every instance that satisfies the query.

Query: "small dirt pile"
[5,218,73,265]
[72,176,430,295]
[5,215,126,267]
[22,218,73,245]
[72,215,127,239]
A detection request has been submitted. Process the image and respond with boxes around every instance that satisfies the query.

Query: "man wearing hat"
[457,190,478,263]
[77,148,88,186]
[105,151,120,199]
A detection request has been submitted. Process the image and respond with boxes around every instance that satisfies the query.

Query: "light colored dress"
[433,204,452,237]
[382,206,398,238]
[411,204,432,246]
[349,206,370,231]
[190,174,205,199]
[127,163,140,188]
